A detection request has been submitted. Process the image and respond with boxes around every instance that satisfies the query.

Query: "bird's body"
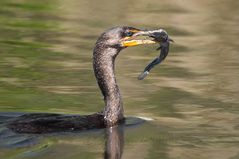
[7,26,169,133]
[8,113,104,133]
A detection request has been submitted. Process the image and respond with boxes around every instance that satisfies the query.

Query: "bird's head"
[95,26,156,50]
[94,26,173,58]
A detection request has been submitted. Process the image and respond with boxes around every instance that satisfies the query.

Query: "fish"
[138,29,173,80]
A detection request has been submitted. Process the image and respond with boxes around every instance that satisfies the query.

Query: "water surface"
[0,0,239,159]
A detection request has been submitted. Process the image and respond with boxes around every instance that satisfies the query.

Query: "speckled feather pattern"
[93,29,125,126]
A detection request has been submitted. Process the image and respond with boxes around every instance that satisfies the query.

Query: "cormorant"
[7,26,169,133]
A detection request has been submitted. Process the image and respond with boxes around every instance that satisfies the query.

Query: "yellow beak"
[121,31,157,47]
[121,39,156,47]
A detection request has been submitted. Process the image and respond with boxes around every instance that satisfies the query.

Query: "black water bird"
[7,26,168,133]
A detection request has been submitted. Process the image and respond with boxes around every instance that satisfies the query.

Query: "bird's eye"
[125,31,134,37]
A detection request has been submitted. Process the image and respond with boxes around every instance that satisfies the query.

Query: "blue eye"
[125,31,133,37]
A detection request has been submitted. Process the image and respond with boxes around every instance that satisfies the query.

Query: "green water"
[1,0,239,158]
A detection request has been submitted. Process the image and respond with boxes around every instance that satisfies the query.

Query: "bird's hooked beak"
[120,29,173,47]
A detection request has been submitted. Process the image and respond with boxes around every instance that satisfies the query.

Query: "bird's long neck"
[93,46,124,127]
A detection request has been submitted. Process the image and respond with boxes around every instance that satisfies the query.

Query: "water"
[0,0,239,158]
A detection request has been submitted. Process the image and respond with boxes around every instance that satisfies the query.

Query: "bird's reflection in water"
[104,125,124,159]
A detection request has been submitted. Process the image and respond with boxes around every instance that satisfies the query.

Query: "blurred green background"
[0,0,239,159]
